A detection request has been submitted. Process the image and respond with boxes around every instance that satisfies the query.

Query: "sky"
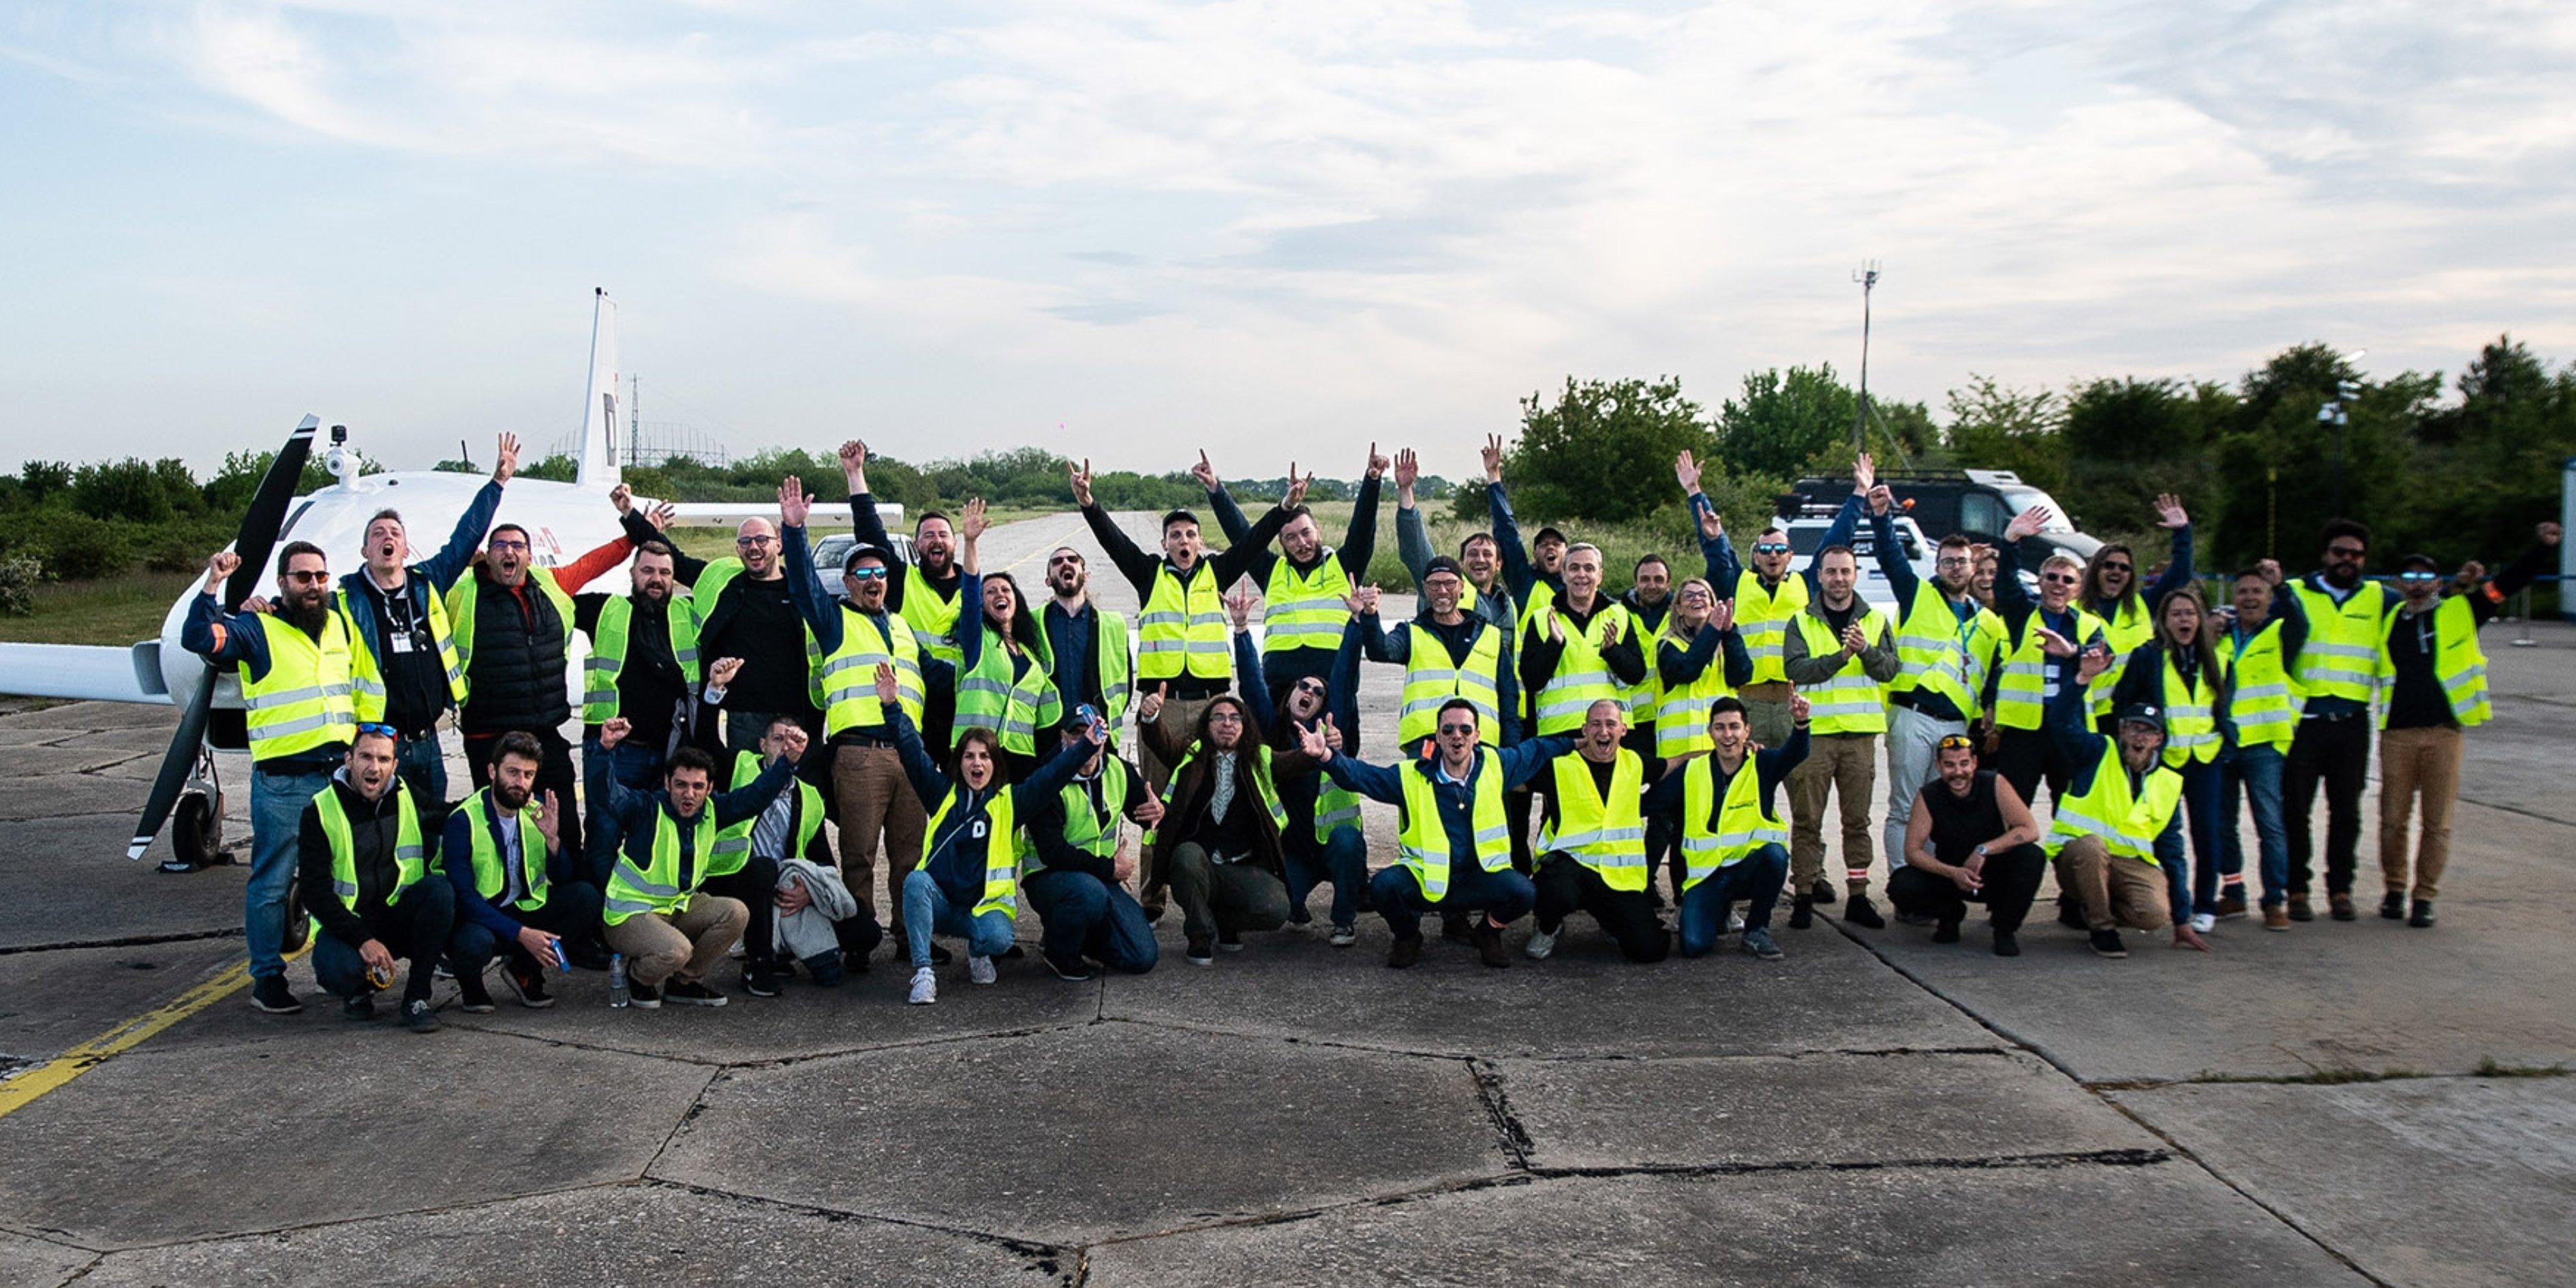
[3,0,2571,479]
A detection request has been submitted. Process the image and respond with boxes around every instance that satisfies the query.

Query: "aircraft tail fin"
[575,288,622,489]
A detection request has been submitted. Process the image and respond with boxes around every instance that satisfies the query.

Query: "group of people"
[182,430,2557,1030]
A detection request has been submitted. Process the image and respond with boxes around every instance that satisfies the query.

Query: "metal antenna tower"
[1851,261,1880,455]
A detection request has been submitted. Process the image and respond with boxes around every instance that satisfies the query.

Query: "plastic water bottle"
[608,953,630,1009]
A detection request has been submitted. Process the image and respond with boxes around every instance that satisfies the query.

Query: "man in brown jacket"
[1136,685,1323,965]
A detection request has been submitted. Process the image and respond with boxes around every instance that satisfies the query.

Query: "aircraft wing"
[659,500,904,527]
[0,642,172,704]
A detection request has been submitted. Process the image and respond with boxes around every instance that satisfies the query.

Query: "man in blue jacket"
[442,733,604,1011]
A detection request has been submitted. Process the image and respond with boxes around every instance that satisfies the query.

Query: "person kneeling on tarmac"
[1642,695,1805,961]
[1307,698,1576,968]
[1526,699,1672,963]
[1021,719,1165,980]
[592,717,799,1007]
[2039,636,2196,958]
[1137,685,1321,966]
[718,714,885,992]
[298,724,456,1033]
[1888,733,2047,957]
[443,732,604,1011]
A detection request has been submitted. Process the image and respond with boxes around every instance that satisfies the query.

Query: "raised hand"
[532,790,562,853]
[1080,714,1109,748]
[874,661,899,707]
[204,549,241,592]
[1365,442,1390,480]
[493,432,521,485]
[2154,493,2189,530]
[1227,585,1258,630]
[1346,585,1380,615]
[2004,504,2053,542]
[2255,557,2283,585]
[611,482,633,515]
[1867,483,1894,517]
[599,716,632,749]
[1138,681,1168,724]
[839,440,870,489]
[707,656,743,688]
[1696,498,1725,541]
[1189,449,1219,491]
[2541,521,2564,547]
[1851,451,1875,494]
[778,475,811,527]
[1481,433,1505,483]
[1790,693,1811,724]
[1393,448,1419,497]
[1283,463,1310,509]
[2076,645,2113,684]
[1321,712,1345,751]
[2455,559,2486,585]
[1674,449,1702,495]
[2034,627,2076,659]
[1068,457,1094,508]
[1296,719,1332,762]
[1600,613,1624,647]
[960,496,989,542]
[1709,599,1735,634]
[648,502,677,532]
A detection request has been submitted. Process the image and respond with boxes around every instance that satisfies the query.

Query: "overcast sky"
[4,1,2570,478]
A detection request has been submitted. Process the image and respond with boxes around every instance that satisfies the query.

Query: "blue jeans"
[1284,826,1369,929]
[2221,744,2290,907]
[248,765,334,981]
[447,881,604,977]
[2152,756,2228,917]
[1676,843,1788,957]
[1368,858,1535,940]
[1022,869,1159,972]
[582,735,666,887]
[902,868,1015,968]
[395,733,447,808]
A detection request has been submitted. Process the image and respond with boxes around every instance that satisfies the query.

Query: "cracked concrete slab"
[1098,920,1993,1060]
[651,1022,1509,1245]
[2112,1076,2576,1288]
[1081,1164,2366,1287]
[1497,1049,2162,1171]
[0,773,159,822]
[69,1184,1075,1287]
[0,1232,91,1288]
[0,1028,714,1249]
[0,815,243,948]
[0,703,179,732]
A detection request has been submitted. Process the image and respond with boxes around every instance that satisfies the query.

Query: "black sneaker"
[504,963,555,1009]
[566,938,614,971]
[341,992,375,1022]
[1216,931,1245,954]
[1843,893,1886,930]
[403,998,440,1034]
[1809,880,1839,906]
[2378,891,2405,919]
[1386,936,1421,969]
[2089,929,2128,958]
[1288,903,1313,925]
[1185,936,1216,966]
[663,980,728,1007]
[1787,895,1814,930]
[251,975,304,1015]
[457,974,497,1014]
[1045,952,1099,981]
[1932,918,1961,945]
[1993,928,2021,957]
[628,981,663,1009]
[2056,897,2086,930]
[743,964,784,998]
[2408,899,2435,928]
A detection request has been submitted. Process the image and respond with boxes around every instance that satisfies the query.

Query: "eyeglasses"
[1679,588,1712,601]
[282,569,331,584]
[354,722,399,739]
[1205,711,1243,724]
[1438,722,1478,735]
[487,539,529,552]
[2040,572,2081,585]
[1937,735,1976,750]
[2398,570,2438,582]
[846,566,889,581]
[736,535,778,547]
[1753,542,1791,555]
[2327,545,2365,558]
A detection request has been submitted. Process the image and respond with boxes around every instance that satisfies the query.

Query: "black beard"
[494,786,530,812]
[286,600,331,637]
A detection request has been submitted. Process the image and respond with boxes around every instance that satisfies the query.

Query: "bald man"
[617,502,823,752]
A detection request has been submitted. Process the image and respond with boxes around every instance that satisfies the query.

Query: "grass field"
[0,570,197,646]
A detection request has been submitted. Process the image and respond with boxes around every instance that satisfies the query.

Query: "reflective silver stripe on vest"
[332,878,360,898]
[244,682,348,710]
[1315,803,1362,833]
[1262,622,1345,644]
[2050,808,2152,854]
[251,709,358,739]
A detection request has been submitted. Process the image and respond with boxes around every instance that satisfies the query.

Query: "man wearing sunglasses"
[1040,545,1135,751]
[2074,494,2195,729]
[185,540,367,1014]
[1987,505,2111,814]
[448,516,632,878]
[2279,519,2398,921]
[2370,524,2559,927]
[1309,698,1576,968]
[1193,444,1387,694]
[835,440,967,758]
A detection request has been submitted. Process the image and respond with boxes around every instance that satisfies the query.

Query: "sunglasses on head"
[355,722,399,739]
[1937,734,1976,751]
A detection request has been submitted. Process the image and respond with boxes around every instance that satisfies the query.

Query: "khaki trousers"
[605,895,748,989]
[833,743,928,921]
[2053,835,2172,933]
[1788,732,1878,892]
[2378,725,2464,900]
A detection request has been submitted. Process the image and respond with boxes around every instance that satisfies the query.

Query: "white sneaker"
[726,936,746,960]
[907,966,937,1005]
[1726,908,1747,934]
[1328,924,1358,948]
[967,954,998,986]
[2190,913,2217,934]
[1524,926,1558,960]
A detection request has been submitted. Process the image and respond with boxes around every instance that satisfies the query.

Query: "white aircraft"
[0,289,872,869]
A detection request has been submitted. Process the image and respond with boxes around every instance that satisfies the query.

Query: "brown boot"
[2286,894,2314,922]
[2263,906,2291,931]
[1470,921,1512,968]
[2329,893,2357,921]
[1386,937,1422,969]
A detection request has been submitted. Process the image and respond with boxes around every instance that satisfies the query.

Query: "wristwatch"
[1973,844,1989,858]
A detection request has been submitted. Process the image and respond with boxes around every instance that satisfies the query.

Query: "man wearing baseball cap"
[2042,634,2190,958]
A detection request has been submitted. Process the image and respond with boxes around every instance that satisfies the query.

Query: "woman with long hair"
[2109,581,2228,948]
[954,498,1062,780]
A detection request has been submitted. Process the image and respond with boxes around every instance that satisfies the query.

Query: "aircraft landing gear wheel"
[168,793,221,872]
[280,883,311,955]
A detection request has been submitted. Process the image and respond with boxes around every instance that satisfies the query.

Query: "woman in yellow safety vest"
[2109,582,2231,938]
[1231,587,1370,945]
[955,500,1064,778]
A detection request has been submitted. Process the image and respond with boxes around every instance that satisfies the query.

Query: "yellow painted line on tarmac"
[0,945,302,1120]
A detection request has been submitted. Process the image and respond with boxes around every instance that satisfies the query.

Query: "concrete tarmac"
[1,509,2570,1286]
